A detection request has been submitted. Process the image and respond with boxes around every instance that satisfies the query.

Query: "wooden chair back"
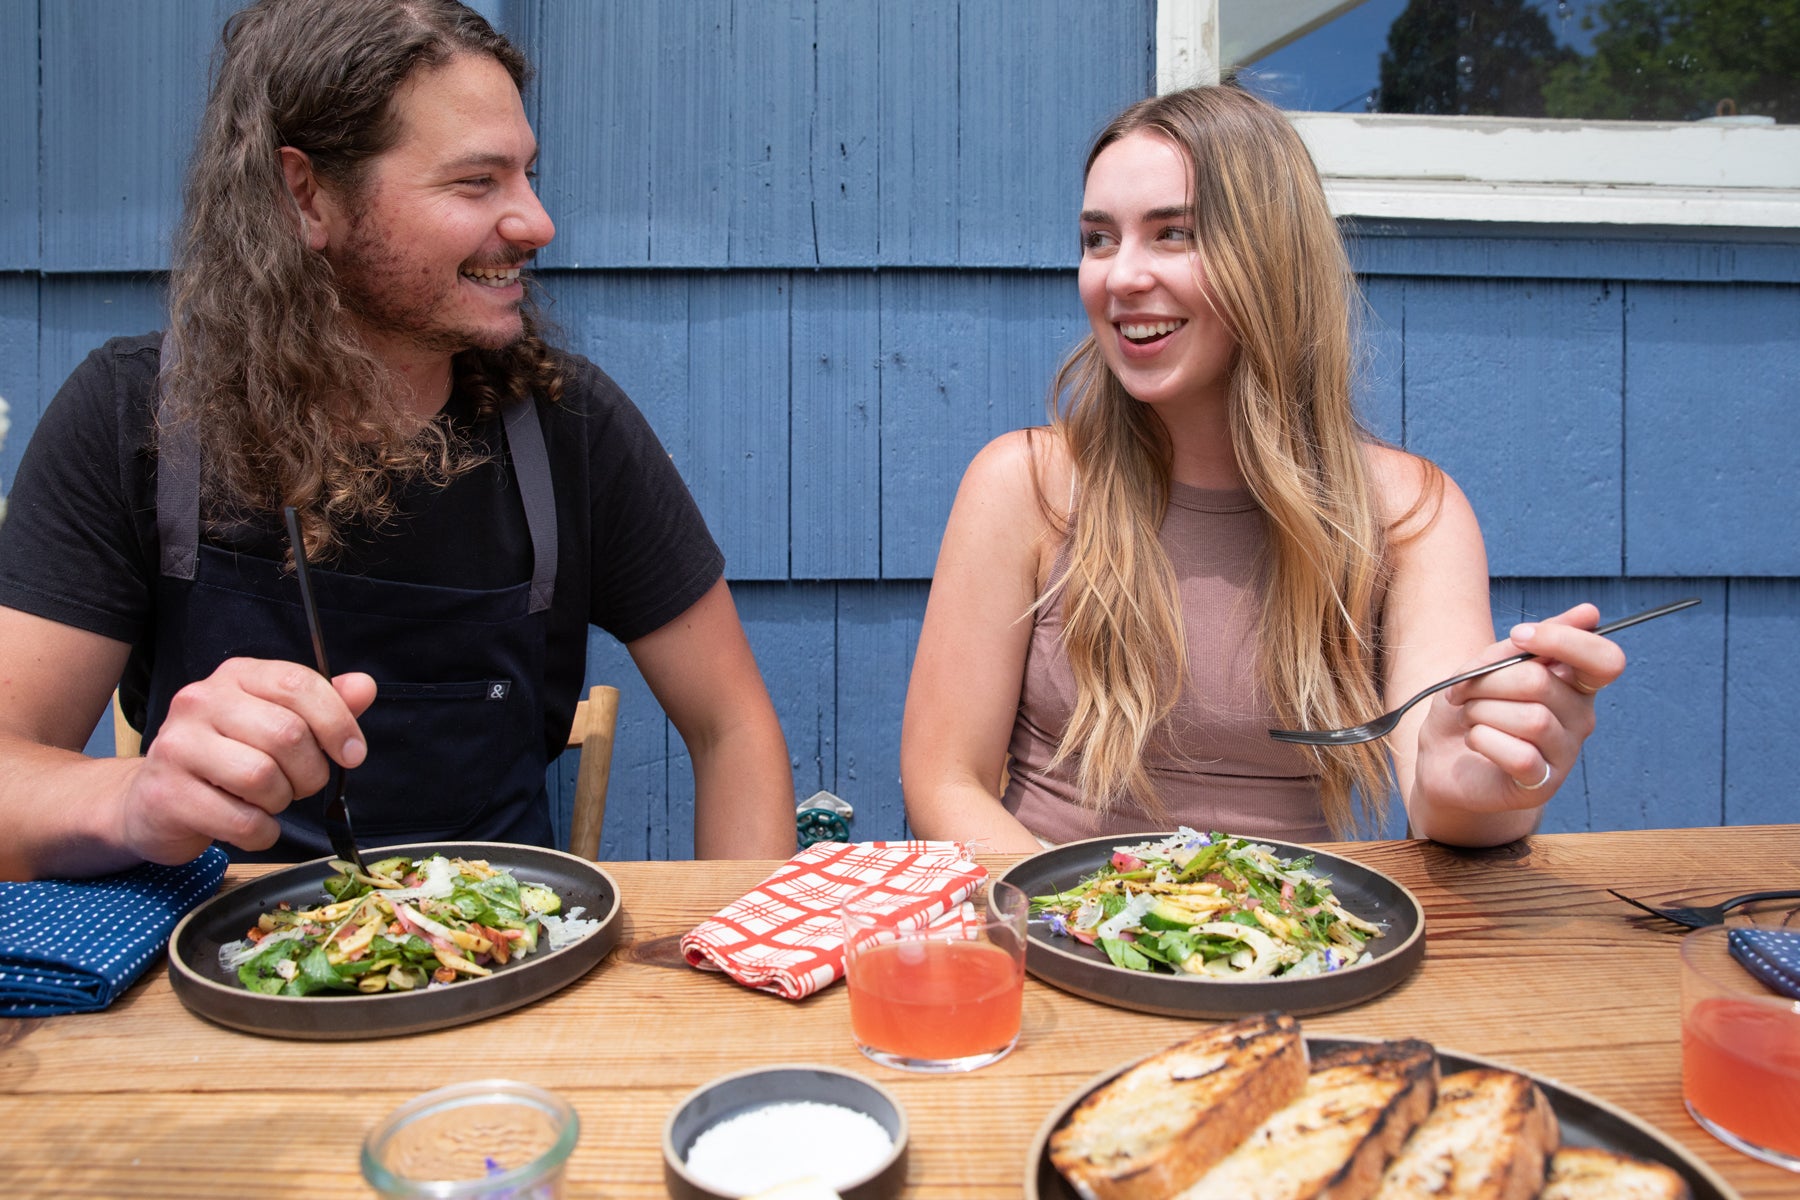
[110,684,620,860]
[113,690,141,758]
[566,684,620,859]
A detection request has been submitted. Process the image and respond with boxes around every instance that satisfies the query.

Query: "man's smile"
[461,266,522,288]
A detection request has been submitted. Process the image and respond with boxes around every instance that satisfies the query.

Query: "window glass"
[1237,0,1795,126]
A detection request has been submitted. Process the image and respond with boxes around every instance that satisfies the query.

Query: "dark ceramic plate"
[1026,1037,1743,1200]
[998,834,1425,1018]
[167,841,620,1040]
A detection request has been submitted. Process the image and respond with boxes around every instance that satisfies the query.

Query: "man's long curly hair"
[161,0,564,562]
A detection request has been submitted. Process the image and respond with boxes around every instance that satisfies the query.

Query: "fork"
[1607,888,1800,929]
[283,506,368,875]
[1267,597,1702,746]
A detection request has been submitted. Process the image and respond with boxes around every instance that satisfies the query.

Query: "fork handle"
[283,507,334,679]
[1719,889,1800,910]
[1420,597,1704,701]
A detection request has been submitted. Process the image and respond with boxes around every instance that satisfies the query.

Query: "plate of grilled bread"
[1001,834,1425,1018]
[1029,1012,1737,1200]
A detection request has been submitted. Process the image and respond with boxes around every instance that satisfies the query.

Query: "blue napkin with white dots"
[0,848,229,1017]
[1728,928,1800,1001]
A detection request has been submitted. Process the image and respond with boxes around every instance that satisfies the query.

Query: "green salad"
[219,854,592,996]
[1030,829,1383,980]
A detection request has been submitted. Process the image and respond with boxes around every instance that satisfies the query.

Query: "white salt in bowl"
[662,1063,909,1200]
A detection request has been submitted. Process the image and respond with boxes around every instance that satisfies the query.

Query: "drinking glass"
[840,878,1028,1073]
[362,1079,579,1198]
[1679,925,1800,1172]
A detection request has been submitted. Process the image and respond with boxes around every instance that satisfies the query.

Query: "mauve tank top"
[1002,481,1331,844]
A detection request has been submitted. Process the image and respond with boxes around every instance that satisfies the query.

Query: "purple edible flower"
[1047,912,1069,938]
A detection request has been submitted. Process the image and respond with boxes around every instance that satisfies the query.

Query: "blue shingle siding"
[1401,276,1627,579]
[9,2,1797,851]
[1624,283,1800,577]
[529,0,1151,269]
[0,0,38,271]
[0,279,38,497]
[37,1,218,273]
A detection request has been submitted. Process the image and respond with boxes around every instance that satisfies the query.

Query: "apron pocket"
[350,678,528,836]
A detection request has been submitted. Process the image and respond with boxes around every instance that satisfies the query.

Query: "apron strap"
[502,396,558,614]
[155,335,202,580]
[154,336,559,612]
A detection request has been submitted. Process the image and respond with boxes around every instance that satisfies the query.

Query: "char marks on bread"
[1048,1011,1309,1200]
[1536,1147,1692,1200]
[1171,1039,1440,1200]
[1051,1018,1699,1200]
[1372,1069,1561,1200]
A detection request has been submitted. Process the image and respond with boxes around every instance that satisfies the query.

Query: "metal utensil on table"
[1607,888,1800,929]
[1267,596,1702,747]
[283,505,368,874]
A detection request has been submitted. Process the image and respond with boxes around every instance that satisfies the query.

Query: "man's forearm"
[0,737,141,880]
[691,722,796,859]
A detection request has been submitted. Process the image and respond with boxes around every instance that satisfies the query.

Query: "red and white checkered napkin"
[680,840,988,1000]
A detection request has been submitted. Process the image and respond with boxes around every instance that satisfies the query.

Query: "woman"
[900,84,1624,852]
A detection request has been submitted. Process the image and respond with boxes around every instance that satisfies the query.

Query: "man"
[0,0,796,879]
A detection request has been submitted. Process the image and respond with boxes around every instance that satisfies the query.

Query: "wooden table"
[3,826,1797,1197]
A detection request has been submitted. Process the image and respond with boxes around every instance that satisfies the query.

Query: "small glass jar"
[362,1079,579,1198]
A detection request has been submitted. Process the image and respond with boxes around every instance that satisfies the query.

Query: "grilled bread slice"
[1372,1069,1560,1200]
[1536,1147,1692,1200]
[1174,1039,1441,1200]
[1049,1011,1309,1200]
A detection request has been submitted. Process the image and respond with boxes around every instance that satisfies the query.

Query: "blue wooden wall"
[1,2,1794,857]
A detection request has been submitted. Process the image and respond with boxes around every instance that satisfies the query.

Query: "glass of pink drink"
[840,880,1028,1073]
[1679,923,1800,1172]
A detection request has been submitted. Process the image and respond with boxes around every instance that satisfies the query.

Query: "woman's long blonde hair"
[1046,84,1432,837]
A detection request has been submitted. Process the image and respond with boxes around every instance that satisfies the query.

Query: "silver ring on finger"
[1514,761,1553,791]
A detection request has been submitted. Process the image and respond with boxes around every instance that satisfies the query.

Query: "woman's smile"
[1111,315,1189,357]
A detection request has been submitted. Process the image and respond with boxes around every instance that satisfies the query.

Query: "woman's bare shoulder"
[1361,441,1476,542]
[947,428,1075,591]
[961,426,1075,522]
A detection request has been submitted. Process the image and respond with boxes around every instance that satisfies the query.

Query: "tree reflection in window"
[1378,1,1573,116]
[1539,0,1798,123]
[1245,0,1797,126]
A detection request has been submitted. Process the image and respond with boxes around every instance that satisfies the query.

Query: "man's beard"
[328,221,532,355]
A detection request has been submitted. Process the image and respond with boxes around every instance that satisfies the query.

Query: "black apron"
[145,379,560,862]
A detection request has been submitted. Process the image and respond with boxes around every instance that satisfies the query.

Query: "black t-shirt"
[0,332,724,764]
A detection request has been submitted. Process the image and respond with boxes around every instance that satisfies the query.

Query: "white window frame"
[1156,0,1800,228]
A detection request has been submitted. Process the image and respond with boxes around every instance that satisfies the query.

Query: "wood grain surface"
[2,826,1797,1197]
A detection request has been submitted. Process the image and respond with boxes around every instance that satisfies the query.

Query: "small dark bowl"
[662,1064,909,1200]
